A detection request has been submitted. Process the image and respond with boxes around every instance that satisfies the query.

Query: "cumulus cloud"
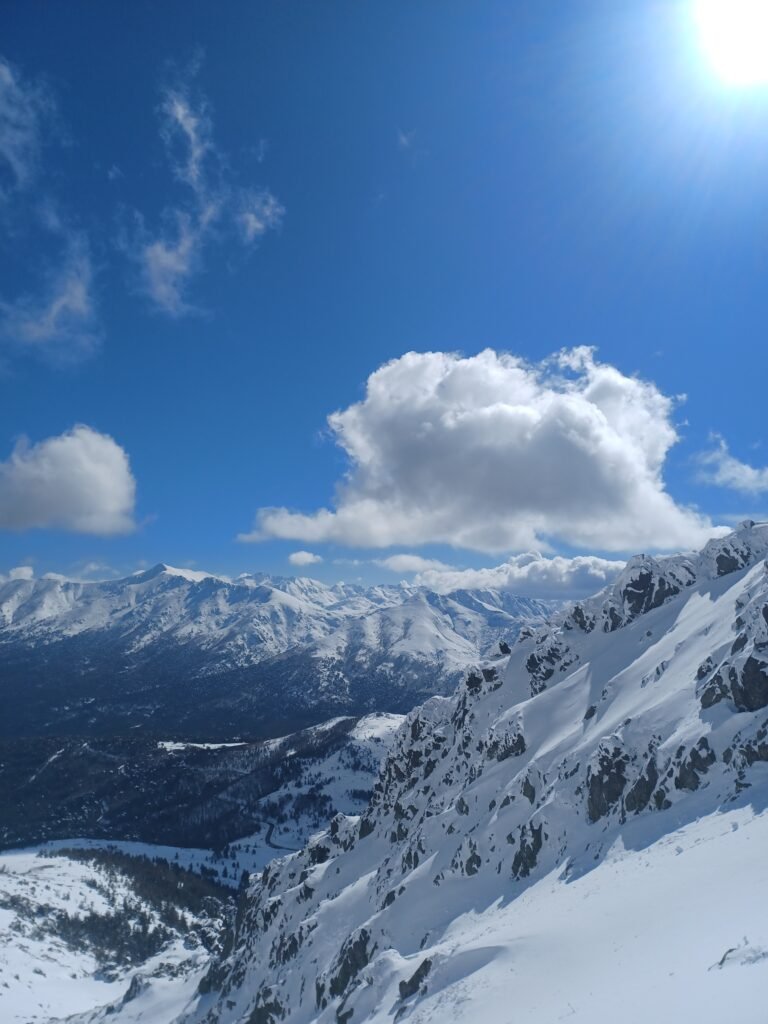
[242,348,721,554]
[127,71,283,316]
[413,552,625,599]
[697,435,768,495]
[375,553,455,574]
[8,565,34,581]
[288,550,323,567]
[0,57,51,203]
[0,235,98,357]
[0,425,136,535]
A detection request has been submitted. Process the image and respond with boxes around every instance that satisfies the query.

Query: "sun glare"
[695,0,768,86]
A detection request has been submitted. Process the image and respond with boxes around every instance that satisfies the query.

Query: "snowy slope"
[0,714,404,1024]
[0,568,549,737]
[142,520,768,1024]
[0,846,223,1024]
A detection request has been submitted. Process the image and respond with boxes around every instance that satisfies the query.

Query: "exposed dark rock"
[674,739,716,791]
[586,746,629,823]
[466,672,483,695]
[522,778,536,805]
[465,847,482,876]
[329,929,373,999]
[730,657,768,712]
[716,553,742,576]
[399,958,432,1000]
[624,757,658,814]
[246,990,284,1024]
[572,605,595,633]
[621,570,680,618]
[511,822,543,878]
[308,844,330,866]
[731,634,748,655]
[700,671,729,710]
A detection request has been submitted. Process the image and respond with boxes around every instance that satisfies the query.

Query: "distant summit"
[0,567,551,739]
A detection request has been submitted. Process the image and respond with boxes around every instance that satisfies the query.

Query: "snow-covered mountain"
[112,519,768,1024]
[0,568,550,738]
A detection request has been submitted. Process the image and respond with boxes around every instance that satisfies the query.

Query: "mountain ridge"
[153,520,768,1024]
[0,567,551,739]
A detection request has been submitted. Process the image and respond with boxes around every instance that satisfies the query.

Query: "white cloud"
[288,550,323,566]
[375,553,455,574]
[0,61,97,361]
[238,190,284,243]
[128,72,283,316]
[160,89,213,196]
[0,235,97,357]
[697,435,768,495]
[0,57,50,203]
[413,552,625,599]
[243,348,722,554]
[8,565,34,581]
[134,210,204,318]
[0,425,137,535]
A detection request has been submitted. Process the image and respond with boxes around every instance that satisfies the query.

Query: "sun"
[695,0,768,86]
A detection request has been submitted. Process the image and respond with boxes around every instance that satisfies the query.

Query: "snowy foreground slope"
[135,521,768,1024]
[0,568,549,737]
[0,715,404,1024]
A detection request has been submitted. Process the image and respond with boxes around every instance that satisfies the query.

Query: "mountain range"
[0,566,550,738]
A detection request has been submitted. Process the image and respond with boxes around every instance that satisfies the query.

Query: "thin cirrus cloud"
[241,347,725,555]
[0,425,137,536]
[697,435,768,495]
[0,57,98,360]
[126,74,284,317]
[0,234,98,359]
[0,56,50,203]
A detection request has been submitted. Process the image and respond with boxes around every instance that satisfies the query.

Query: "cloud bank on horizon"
[242,347,728,555]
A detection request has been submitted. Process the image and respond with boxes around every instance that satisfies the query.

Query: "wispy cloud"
[697,435,768,495]
[238,189,284,244]
[132,209,203,318]
[126,67,283,317]
[0,56,52,204]
[397,128,416,150]
[160,87,213,195]
[0,58,99,362]
[0,234,98,359]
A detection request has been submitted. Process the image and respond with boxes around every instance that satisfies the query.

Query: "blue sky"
[1,0,767,594]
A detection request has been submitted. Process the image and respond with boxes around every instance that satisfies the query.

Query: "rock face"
[164,522,768,1024]
[0,568,551,738]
